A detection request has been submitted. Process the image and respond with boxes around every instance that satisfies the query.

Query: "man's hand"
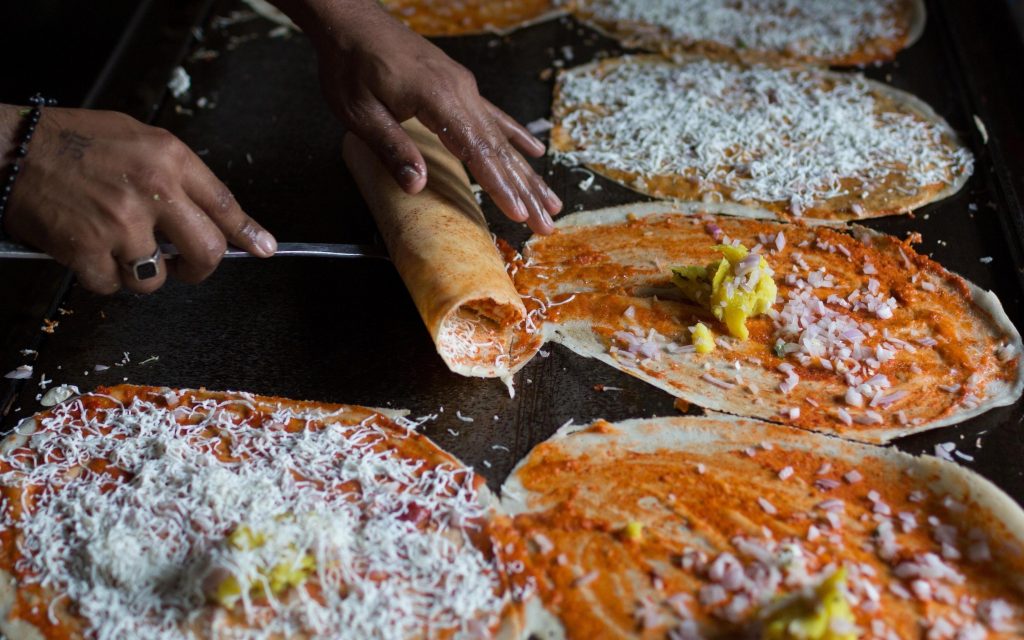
[274,0,562,233]
[0,106,277,294]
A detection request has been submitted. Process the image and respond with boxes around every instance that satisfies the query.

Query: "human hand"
[274,0,562,233]
[0,105,276,294]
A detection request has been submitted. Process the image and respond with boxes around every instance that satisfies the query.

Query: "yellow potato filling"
[672,244,777,341]
[761,568,857,640]
[211,522,316,608]
[690,322,715,354]
[623,520,645,541]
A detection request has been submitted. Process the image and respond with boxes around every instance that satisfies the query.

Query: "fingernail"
[545,186,562,209]
[398,164,423,190]
[514,196,529,221]
[257,231,277,256]
[542,211,555,228]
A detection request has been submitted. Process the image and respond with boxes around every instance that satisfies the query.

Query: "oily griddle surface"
[1,0,1022,500]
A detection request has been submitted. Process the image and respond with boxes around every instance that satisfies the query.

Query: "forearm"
[0,103,22,159]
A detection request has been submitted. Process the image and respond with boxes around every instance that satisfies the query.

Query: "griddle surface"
[2,0,1022,499]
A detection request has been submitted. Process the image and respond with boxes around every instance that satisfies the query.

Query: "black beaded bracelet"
[0,93,57,240]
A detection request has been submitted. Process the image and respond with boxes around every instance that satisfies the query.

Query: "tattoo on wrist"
[58,130,93,160]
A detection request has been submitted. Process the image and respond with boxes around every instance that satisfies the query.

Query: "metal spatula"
[0,240,389,261]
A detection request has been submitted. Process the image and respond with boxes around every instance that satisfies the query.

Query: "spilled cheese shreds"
[0,393,509,639]
[567,0,909,61]
[554,57,973,215]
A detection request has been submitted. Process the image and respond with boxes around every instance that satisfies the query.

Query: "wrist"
[0,96,56,240]
[0,104,27,238]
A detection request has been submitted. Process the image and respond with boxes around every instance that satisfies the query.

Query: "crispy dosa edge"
[906,0,928,50]
[550,54,971,224]
[523,201,1023,443]
[502,413,1024,639]
[343,119,528,382]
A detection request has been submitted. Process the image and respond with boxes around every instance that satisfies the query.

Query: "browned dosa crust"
[343,119,528,384]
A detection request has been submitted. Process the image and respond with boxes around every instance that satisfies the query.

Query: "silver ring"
[130,247,161,281]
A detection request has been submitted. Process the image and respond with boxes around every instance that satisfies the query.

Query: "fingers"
[495,143,552,234]
[112,231,167,294]
[482,107,562,221]
[423,111,528,223]
[70,253,122,295]
[72,188,233,291]
[180,148,277,257]
[156,193,229,285]
[482,104,563,227]
[420,101,562,234]
[499,145,562,234]
[343,93,428,194]
[483,100,546,158]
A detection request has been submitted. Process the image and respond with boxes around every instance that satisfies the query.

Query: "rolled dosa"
[343,119,528,388]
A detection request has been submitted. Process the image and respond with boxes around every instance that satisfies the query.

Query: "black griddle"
[2,0,1023,500]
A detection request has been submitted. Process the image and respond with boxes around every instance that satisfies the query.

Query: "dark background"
[1,0,1023,496]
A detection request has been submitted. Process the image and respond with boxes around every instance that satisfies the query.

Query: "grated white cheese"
[437,310,518,396]
[935,442,956,462]
[555,58,972,215]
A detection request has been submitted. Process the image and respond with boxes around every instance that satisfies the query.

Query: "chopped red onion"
[702,373,735,390]
[704,222,723,240]
[845,388,864,407]
[978,599,1015,632]
[817,499,845,512]
[815,478,841,491]
[873,390,908,408]
[4,365,33,380]
[774,232,786,252]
